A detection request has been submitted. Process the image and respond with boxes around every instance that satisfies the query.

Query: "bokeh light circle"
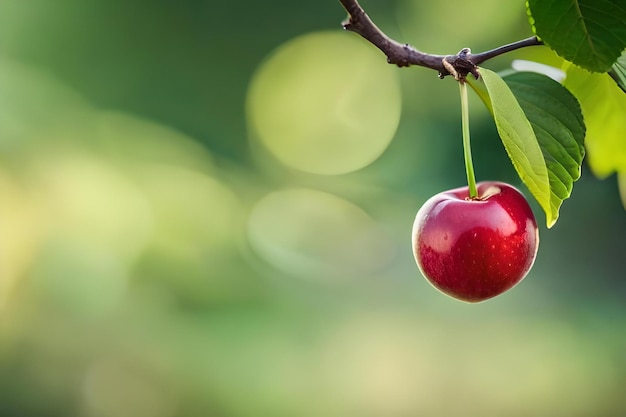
[247,31,401,175]
[135,165,242,260]
[247,187,395,283]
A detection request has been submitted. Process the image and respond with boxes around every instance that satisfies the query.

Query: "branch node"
[440,48,480,82]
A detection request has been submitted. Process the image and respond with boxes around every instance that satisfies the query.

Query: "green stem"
[460,81,478,199]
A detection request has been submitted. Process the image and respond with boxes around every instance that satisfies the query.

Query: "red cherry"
[412,181,539,302]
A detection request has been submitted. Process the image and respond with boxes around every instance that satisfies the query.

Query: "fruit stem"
[460,81,478,199]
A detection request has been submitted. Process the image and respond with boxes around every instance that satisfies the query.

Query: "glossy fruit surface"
[412,181,539,302]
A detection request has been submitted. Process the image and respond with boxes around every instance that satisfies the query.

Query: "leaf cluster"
[470,0,625,226]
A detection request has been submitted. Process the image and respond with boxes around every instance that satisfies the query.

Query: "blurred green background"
[0,1,624,416]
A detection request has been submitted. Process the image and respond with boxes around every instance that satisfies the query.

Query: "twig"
[338,0,543,79]
[471,37,545,66]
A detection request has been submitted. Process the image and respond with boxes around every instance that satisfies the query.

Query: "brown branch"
[338,0,543,80]
[471,37,544,66]
[339,0,447,70]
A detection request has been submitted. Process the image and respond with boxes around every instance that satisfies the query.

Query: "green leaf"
[468,69,553,227]
[563,63,626,177]
[527,0,626,73]
[503,72,586,225]
[608,49,626,93]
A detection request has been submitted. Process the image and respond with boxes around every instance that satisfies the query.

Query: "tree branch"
[338,0,543,79]
[471,37,544,66]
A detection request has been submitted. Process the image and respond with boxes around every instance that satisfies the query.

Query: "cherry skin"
[412,181,539,303]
